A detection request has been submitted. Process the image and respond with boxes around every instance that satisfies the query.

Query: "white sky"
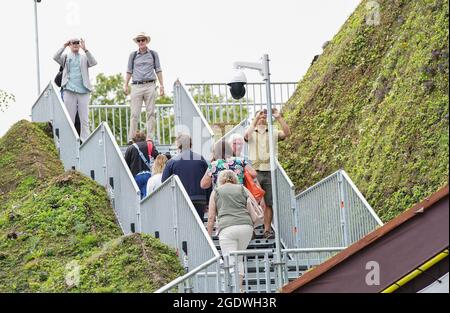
[0,0,360,137]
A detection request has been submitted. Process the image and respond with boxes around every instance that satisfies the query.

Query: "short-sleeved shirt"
[207,157,248,186]
[246,125,280,171]
[127,48,162,82]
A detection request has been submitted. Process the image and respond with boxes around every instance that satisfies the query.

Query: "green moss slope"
[0,120,183,292]
[280,0,449,221]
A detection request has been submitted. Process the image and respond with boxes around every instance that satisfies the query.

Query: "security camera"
[227,69,247,100]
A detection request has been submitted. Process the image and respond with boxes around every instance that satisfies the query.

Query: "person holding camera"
[244,108,291,239]
[53,38,97,142]
[124,32,164,144]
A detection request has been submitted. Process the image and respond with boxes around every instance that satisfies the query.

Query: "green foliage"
[0,89,15,112]
[0,120,183,292]
[280,0,449,222]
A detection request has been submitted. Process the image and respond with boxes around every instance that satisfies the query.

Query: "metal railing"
[31,81,80,170]
[157,247,345,294]
[31,81,219,254]
[280,247,345,286]
[295,170,383,249]
[87,82,297,148]
[174,80,215,160]
[187,82,297,125]
[140,175,220,273]
[32,80,383,294]
[275,161,298,249]
[89,104,175,146]
[79,122,141,234]
[155,256,223,293]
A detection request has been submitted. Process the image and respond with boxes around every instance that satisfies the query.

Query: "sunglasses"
[71,41,80,45]
[136,38,147,43]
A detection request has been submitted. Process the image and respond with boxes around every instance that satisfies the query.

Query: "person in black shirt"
[124,131,159,199]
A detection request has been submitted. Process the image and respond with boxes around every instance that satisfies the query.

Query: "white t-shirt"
[146,173,163,195]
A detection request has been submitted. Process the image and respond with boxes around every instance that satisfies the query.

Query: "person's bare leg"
[264,205,273,233]
[239,274,244,292]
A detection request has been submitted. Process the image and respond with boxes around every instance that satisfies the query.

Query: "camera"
[227,69,247,100]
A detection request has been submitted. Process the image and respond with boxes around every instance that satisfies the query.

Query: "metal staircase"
[31,80,383,294]
[205,215,278,293]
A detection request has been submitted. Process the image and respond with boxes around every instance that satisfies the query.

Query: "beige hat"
[133,32,151,43]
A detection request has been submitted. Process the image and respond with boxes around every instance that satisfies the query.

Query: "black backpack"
[54,55,68,87]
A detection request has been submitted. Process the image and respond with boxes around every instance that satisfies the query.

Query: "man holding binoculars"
[53,38,97,143]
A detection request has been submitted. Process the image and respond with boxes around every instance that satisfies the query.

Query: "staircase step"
[243,271,301,282]
[212,239,275,250]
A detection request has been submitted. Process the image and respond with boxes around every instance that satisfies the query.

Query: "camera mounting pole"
[232,54,283,290]
[33,0,42,95]
[232,61,267,79]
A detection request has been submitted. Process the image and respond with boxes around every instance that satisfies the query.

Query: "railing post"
[223,255,232,293]
[282,251,289,285]
[337,171,349,247]
[264,252,271,293]
[171,177,180,261]
[215,260,221,293]
[101,123,108,188]
[233,253,240,293]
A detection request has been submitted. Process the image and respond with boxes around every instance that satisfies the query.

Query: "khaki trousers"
[128,82,157,141]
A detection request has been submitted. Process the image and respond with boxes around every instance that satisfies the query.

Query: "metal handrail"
[340,170,383,226]
[31,81,80,170]
[294,169,341,199]
[155,256,221,293]
[103,122,140,193]
[141,174,220,259]
[175,80,215,136]
[31,82,80,141]
[186,82,298,85]
[282,247,346,253]
[173,175,221,258]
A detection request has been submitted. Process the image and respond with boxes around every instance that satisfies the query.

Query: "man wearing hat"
[124,32,165,143]
[53,38,97,143]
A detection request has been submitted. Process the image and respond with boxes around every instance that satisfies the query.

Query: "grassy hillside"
[0,120,183,292]
[280,0,449,221]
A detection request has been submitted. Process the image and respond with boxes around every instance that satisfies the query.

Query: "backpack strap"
[147,141,154,160]
[149,50,156,67]
[131,51,138,73]
[132,143,152,170]
[131,50,157,73]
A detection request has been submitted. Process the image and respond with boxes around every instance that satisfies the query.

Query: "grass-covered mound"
[0,120,183,292]
[280,0,449,221]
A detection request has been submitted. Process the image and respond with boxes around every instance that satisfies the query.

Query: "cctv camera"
[228,70,247,100]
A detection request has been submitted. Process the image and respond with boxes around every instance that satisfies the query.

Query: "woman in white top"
[146,154,168,195]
